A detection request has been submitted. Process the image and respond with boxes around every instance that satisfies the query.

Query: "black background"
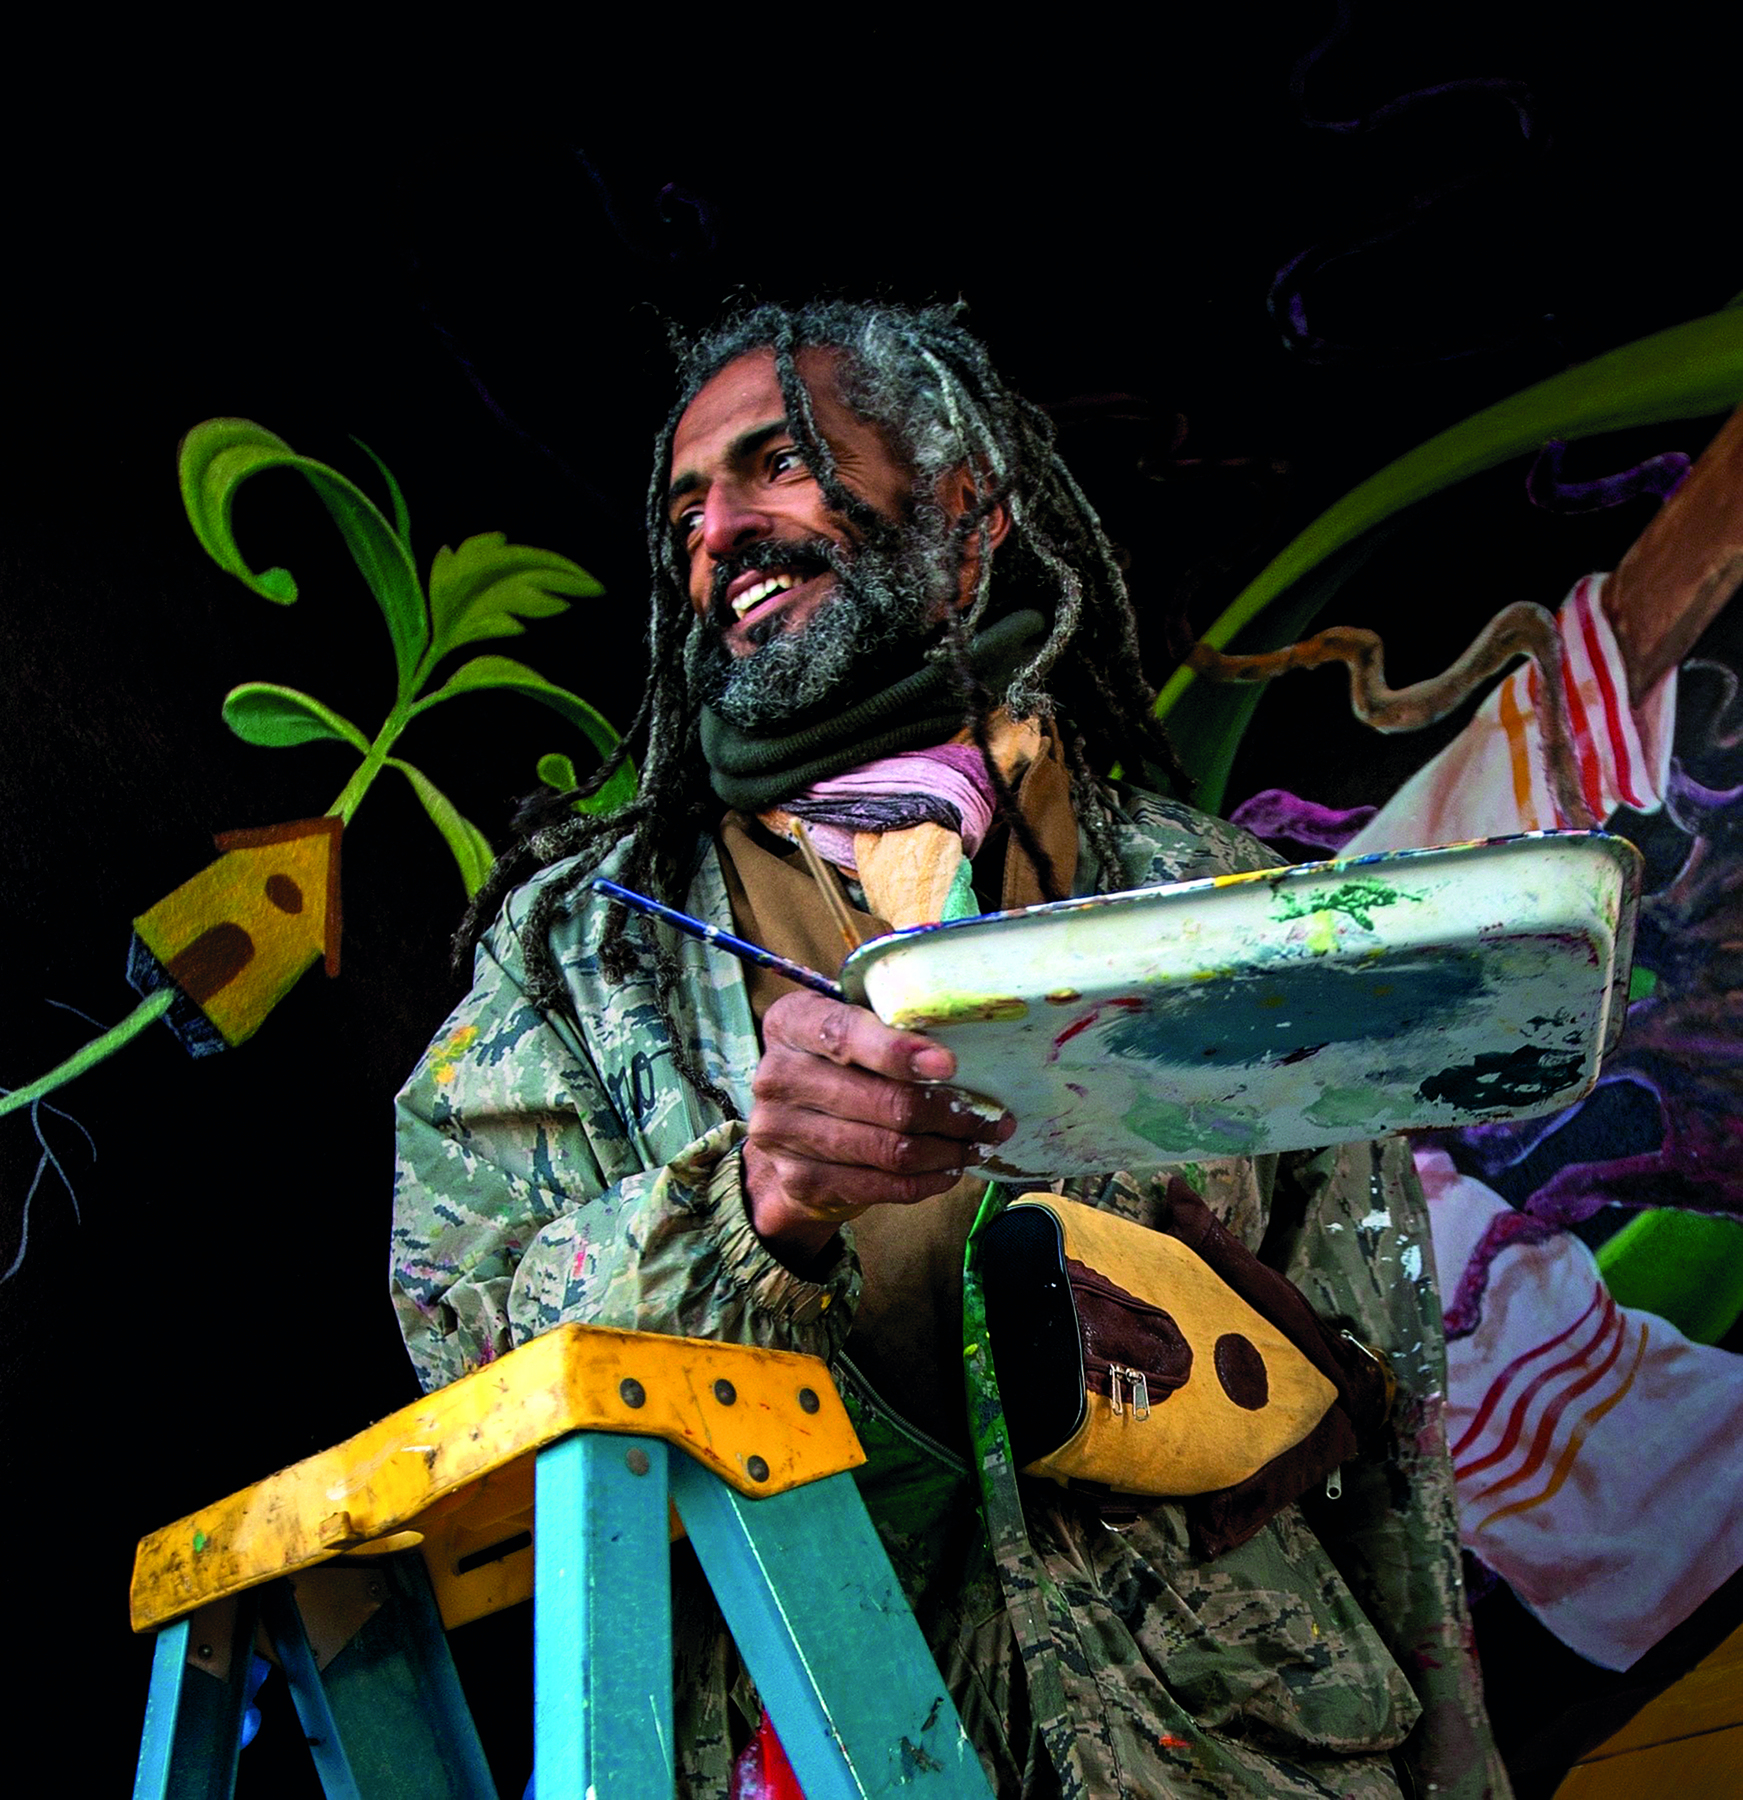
[5,18,1737,1794]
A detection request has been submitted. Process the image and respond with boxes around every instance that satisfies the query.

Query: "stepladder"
[130,1323,995,1799]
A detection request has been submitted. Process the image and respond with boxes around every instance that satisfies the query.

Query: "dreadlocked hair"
[454,298,1189,1116]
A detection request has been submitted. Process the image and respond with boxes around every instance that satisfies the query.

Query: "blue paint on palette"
[1096,955,1488,1070]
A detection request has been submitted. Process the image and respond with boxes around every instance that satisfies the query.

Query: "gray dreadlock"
[455,298,1188,1116]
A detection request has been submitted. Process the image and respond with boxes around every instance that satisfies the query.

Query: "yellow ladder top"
[131,1324,864,1634]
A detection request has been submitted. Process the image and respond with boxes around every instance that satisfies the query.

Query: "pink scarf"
[777,743,997,874]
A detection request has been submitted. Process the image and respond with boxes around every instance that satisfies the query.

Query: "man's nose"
[699,482,773,559]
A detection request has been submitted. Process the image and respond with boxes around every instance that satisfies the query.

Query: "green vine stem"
[325,699,415,825]
[0,990,174,1121]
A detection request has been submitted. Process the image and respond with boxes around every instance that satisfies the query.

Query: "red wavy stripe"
[1575,577,1644,809]
[1450,1283,1604,1460]
[1558,616,1607,822]
[1476,1321,1650,1533]
[1466,1305,1630,1502]
[1454,1293,1618,1480]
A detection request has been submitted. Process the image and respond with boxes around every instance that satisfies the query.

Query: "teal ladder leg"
[136,1560,497,1799]
[256,1578,363,1799]
[293,1551,498,1798]
[134,1593,259,1800]
[534,1430,675,1800]
[670,1458,994,1800]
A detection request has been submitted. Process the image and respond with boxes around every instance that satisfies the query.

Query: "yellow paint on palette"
[132,817,341,1047]
[888,994,1029,1028]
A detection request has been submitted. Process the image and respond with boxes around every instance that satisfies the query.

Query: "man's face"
[666,347,963,725]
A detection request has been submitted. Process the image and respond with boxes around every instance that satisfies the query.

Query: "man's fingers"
[763,989,956,1083]
[749,1143,969,1212]
[751,1099,990,1177]
[752,1045,1011,1141]
[745,992,1015,1238]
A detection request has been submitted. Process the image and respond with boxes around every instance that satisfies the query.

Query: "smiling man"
[669,344,986,730]
[392,301,1508,1798]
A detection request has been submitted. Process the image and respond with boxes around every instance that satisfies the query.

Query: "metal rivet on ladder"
[619,1377,647,1408]
[746,1455,769,1483]
[713,1379,737,1406]
[625,1448,651,1477]
[797,1387,820,1414]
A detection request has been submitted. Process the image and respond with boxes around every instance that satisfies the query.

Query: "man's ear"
[941,464,1012,550]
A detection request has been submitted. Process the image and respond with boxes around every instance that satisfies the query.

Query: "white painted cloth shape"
[1340,574,1741,1666]
[1416,1148,1743,1668]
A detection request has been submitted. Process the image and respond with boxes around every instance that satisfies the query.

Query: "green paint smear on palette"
[1304,1086,1387,1130]
[1273,880,1422,932]
[1123,1094,1257,1156]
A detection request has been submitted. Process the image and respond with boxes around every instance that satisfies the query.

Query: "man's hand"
[743,989,1015,1263]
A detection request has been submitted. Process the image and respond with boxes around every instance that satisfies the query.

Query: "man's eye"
[769,447,805,477]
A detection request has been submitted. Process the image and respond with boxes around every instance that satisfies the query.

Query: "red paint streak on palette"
[1050,996,1145,1060]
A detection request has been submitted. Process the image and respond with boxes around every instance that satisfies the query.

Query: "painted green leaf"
[416,654,637,814]
[388,758,496,896]
[352,435,413,545]
[426,534,604,664]
[1597,1209,1743,1345]
[535,749,634,818]
[1155,307,1743,739]
[222,683,371,752]
[179,418,430,694]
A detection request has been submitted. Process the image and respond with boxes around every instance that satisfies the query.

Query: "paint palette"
[839,831,1641,1176]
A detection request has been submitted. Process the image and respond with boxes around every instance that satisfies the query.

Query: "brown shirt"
[716,735,1080,1451]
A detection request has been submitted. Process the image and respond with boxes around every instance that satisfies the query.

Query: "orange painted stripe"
[1475,1321,1649,1532]
[1499,672,1540,829]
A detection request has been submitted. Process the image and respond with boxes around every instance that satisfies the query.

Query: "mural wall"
[5,28,1738,1790]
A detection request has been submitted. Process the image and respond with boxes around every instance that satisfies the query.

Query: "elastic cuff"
[702,1140,861,1347]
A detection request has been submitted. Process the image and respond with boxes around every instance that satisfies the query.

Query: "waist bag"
[976,1178,1395,1557]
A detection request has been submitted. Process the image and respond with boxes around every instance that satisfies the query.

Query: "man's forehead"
[668,346,866,468]
[670,348,788,464]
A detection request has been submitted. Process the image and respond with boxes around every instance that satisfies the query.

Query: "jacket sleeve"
[390,913,860,1395]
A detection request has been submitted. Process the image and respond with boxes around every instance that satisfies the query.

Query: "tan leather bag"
[977,1181,1394,1555]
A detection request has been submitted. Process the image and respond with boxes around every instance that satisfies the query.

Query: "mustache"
[706,535,846,626]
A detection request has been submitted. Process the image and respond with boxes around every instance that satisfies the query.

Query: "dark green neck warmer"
[700,610,1047,812]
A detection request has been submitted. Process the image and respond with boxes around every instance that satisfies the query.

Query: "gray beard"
[695,510,962,729]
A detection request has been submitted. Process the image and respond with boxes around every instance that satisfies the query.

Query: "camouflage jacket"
[392,789,1510,1799]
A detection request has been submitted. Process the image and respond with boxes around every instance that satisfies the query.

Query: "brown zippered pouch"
[977,1182,1393,1556]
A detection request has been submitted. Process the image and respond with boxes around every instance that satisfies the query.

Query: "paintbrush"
[791,819,867,954]
[592,877,847,1002]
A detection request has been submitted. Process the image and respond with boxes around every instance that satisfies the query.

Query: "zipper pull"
[1110,1366,1124,1415]
[1130,1371,1150,1420]
[1325,1466,1342,1500]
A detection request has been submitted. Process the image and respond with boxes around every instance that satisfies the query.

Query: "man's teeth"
[732,572,799,618]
